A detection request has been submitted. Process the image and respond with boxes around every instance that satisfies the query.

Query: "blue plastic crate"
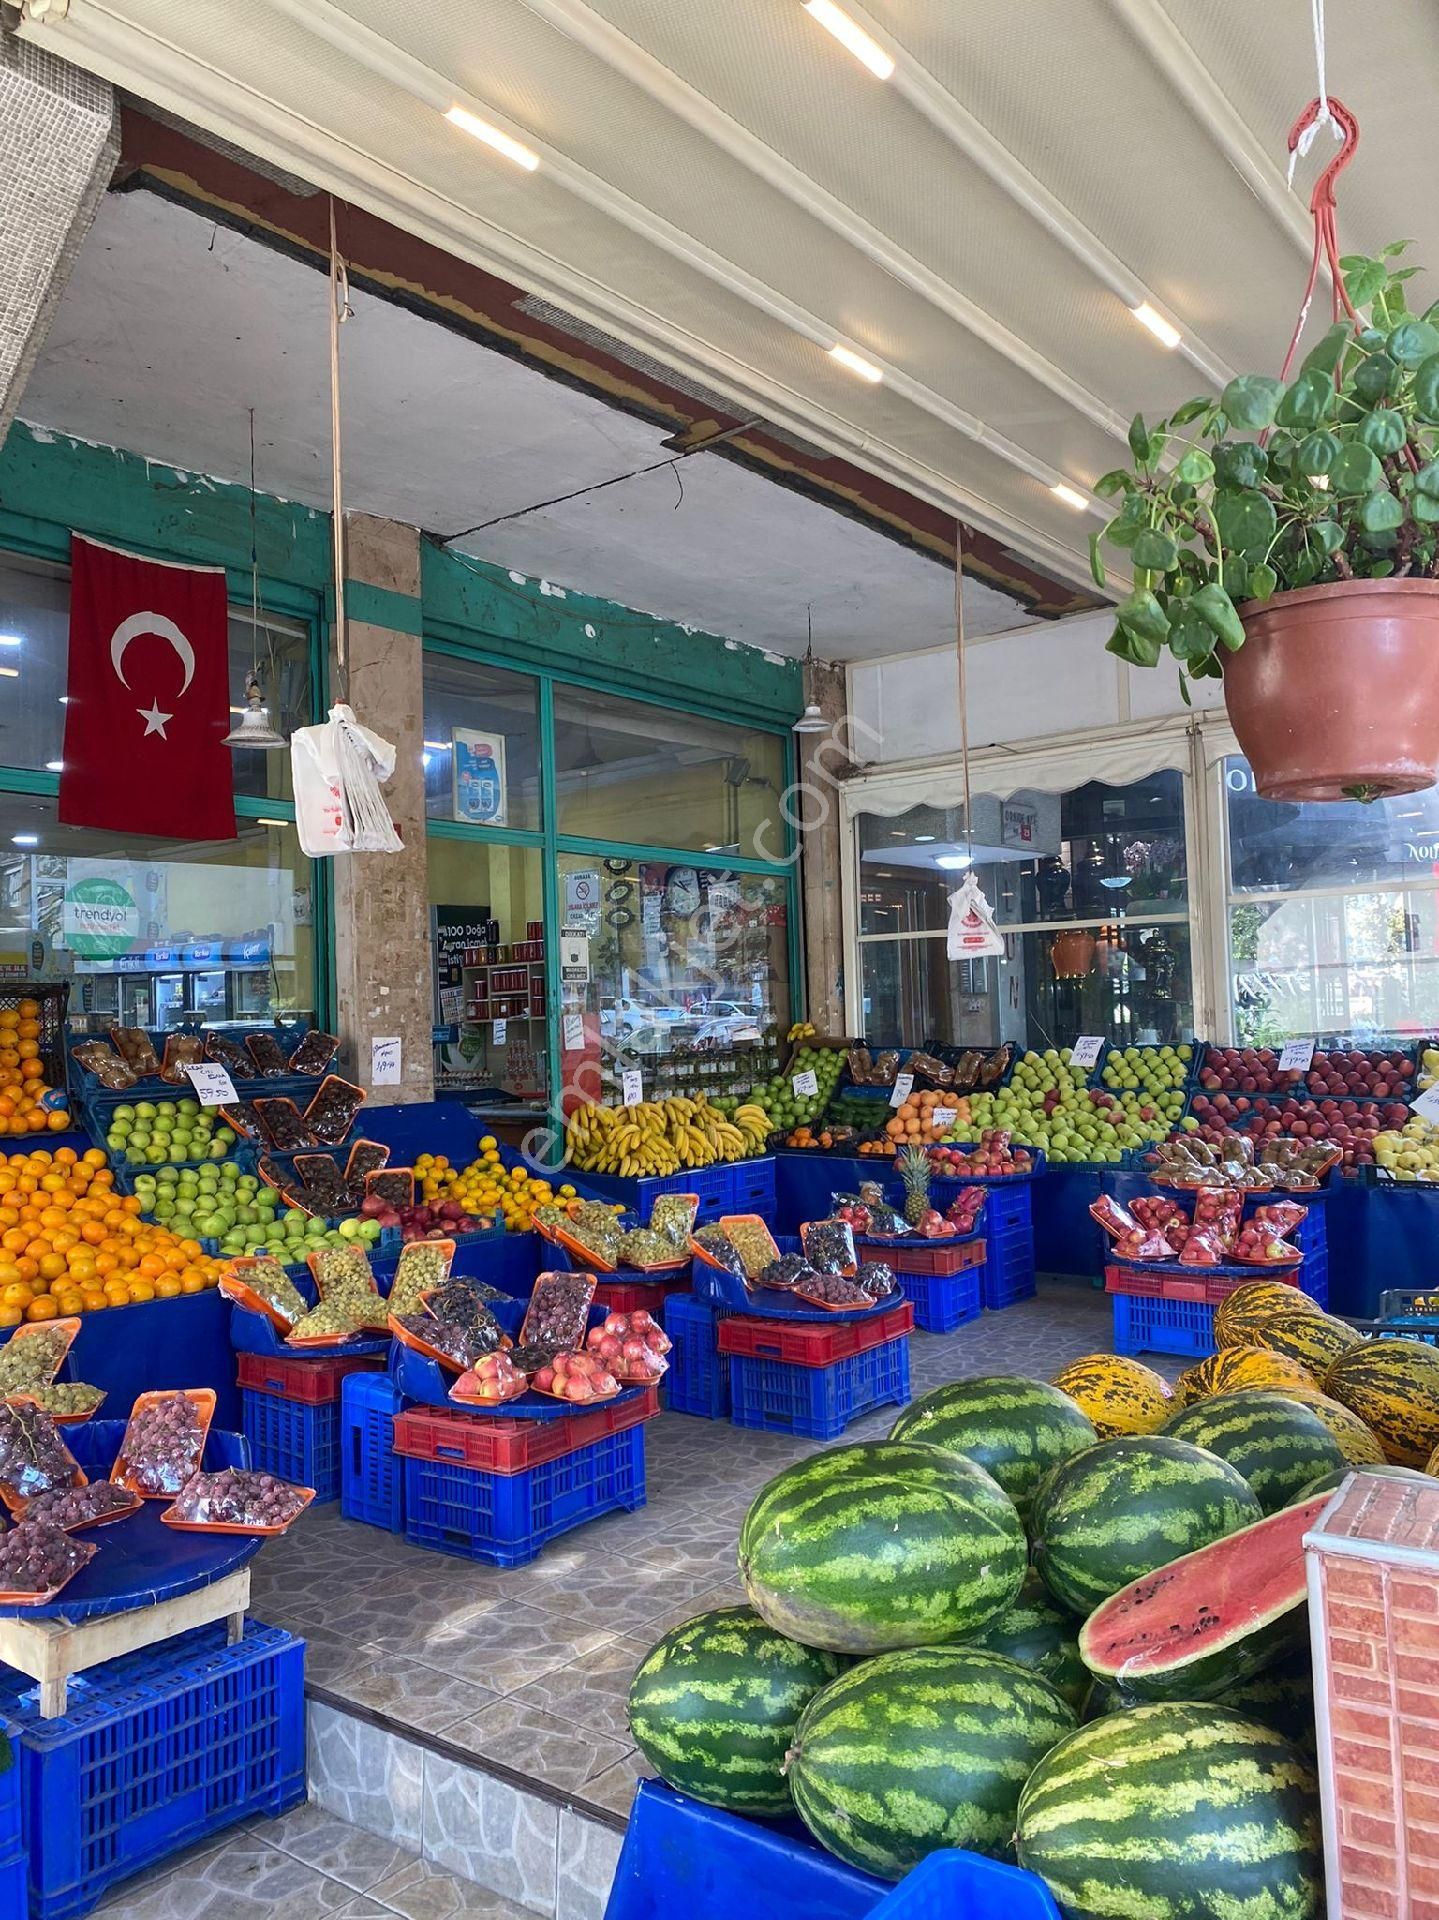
[1111,1291,1217,1357]
[663,1292,733,1418]
[0,1622,304,1920]
[242,1388,341,1501]
[729,1155,777,1218]
[729,1334,910,1439]
[572,1162,734,1225]
[403,1423,647,1567]
[341,1370,404,1532]
[977,1182,1036,1309]
[894,1265,981,1333]
[1292,1205,1329,1309]
[0,1849,23,1920]
[603,1781,1060,1920]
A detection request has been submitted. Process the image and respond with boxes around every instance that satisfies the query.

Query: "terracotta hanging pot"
[1050,929,1096,980]
[1224,579,1439,803]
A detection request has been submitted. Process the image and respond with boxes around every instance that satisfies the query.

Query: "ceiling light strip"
[515,0,1130,444]
[827,0,1233,386]
[800,0,895,80]
[259,0,1102,522]
[17,4,1100,591]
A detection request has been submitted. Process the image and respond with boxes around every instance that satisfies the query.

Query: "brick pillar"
[1308,1472,1439,1918]
[0,33,118,439]
[330,513,434,1104]
[799,658,849,1034]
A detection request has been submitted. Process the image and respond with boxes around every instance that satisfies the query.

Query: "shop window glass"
[856,771,1192,1049]
[422,654,542,831]
[0,793,315,1026]
[556,852,789,1099]
[427,837,548,1103]
[0,554,312,798]
[1225,754,1439,1043]
[553,687,787,858]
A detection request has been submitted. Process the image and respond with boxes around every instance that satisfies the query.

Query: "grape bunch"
[24,1481,138,1530]
[169,1470,308,1530]
[0,1518,94,1595]
[121,1394,205,1496]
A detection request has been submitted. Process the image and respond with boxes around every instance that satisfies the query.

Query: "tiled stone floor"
[96,1278,1123,1917]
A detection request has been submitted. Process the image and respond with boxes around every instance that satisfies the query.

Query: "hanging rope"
[1286,0,1343,189]
[327,197,354,689]
[1276,94,1360,387]
[954,519,973,856]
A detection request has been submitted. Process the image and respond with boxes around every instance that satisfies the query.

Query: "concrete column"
[799,658,850,1035]
[0,33,117,440]
[330,513,434,1103]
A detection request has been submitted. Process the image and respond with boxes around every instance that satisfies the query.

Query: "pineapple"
[899,1146,931,1226]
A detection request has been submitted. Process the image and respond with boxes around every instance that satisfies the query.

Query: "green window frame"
[421,631,803,1119]
[0,520,334,1027]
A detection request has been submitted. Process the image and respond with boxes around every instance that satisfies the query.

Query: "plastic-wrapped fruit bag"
[0,1518,97,1602]
[1176,1228,1229,1269]
[365,1168,414,1210]
[220,1256,308,1330]
[287,1028,340,1077]
[1111,1226,1174,1262]
[1252,1200,1307,1237]
[205,1031,252,1080]
[855,1260,897,1300]
[387,1238,456,1316]
[757,1253,815,1291]
[451,1351,529,1406]
[521,1272,596,1357]
[0,1402,85,1513]
[1194,1189,1243,1246]
[309,1244,377,1302]
[718,1215,780,1278]
[617,1228,683,1271]
[648,1192,699,1250]
[688,1226,747,1280]
[291,1155,349,1214]
[562,1202,623,1267]
[12,1384,105,1422]
[72,1041,137,1090]
[112,1389,214,1498]
[255,1098,317,1152]
[110,1027,160,1076]
[245,1032,290,1078]
[1233,1221,1301,1265]
[160,1033,206,1085]
[586,1308,671,1382]
[793,1272,871,1308]
[303,1074,365,1146]
[23,1479,140,1530]
[800,1218,858,1276]
[164,1468,313,1534]
[290,1300,380,1343]
[345,1139,390,1184]
[391,1301,504,1372]
[1089,1195,1141,1240]
[0,1320,80,1393]
[532,1349,620,1405]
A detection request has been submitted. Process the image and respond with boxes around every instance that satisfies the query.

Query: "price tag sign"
[492,1020,508,1047]
[184,1063,236,1108]
[792,1069,819,1098]
[889,1071,915,1108]
[621,1068,644,1108]
[931,1106,957,1131]
[562,1013,585,1053]
[371,1037,402,1087]
[1070,1035,1104,1069]
[1278,1039,1316,1073]
[1412,1083,1439,1126]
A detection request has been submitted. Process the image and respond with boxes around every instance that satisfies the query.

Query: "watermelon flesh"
[1079,1495,1329,1700]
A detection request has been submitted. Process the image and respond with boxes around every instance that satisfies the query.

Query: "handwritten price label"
[1278,1039,1316,1074]
[792,1069,819,1098]
[1070,1035,1104,1069]
[1412,1083,1439,1126]
[931,1106,957,1131]
[889,1072,915,1108]
[183,1064,236,1108]
[621,1069,644,1108]
[562,1013,585,1053]
[370,1037,402,1087]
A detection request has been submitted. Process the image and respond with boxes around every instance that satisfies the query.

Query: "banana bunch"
[565,1094,774,1177]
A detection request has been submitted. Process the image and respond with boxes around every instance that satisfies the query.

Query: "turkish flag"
[59,536,236,840]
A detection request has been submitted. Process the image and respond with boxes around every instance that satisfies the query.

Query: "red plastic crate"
[592,1275,693,1316]
[884,1238,986,1278]
[1104,1264,1300,1308]
[719,1300,914,1367]
[393,1386,660,1476]
[237,1350,384,1405]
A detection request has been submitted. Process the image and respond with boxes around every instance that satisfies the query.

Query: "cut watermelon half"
[1078,1495,1329,1701]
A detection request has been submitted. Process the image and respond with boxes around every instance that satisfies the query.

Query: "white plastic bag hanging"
[947,873,1005,961]
[291,704,403,856]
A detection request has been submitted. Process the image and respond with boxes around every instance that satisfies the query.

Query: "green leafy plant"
[1097,244,1439,697]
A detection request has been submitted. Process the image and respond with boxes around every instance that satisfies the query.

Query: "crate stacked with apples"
[1191,1045,1415,1173]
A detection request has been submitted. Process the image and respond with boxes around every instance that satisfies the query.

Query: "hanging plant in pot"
[1097,111,1439,801]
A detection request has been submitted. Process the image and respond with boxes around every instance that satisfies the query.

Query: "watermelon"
[739,1441,1026,1654]
[965,1570,1089,1708]
[1080,1651,1316,1751]
[1160,1390,1346,1512]
[1175,1346,1319,1404]
[1238,1307,1365,1374]
[1213,1279,1323,1346]
[626,1606,842,1815]
[889,1376,1096,1526]
[1079,1496,1329,1700]
[1292,1462,1434,1503]
[1049,1354,1175,1436]
[1326,1337,1439,1465]
[1030,1435,1260,1615]
[787,1646,1076,1879]
[1279,1387,1387,1466]
[1016,1703,1322,1920]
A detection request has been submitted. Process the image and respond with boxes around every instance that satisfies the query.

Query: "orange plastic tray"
[0,1534,97,1606]
[552,1224,617,1273]
[16,1482,140,1530]
[219,1261,304,1333]
[110,1388,216,1500]
[5,1389,105,1426]
[160,1484,315,1537]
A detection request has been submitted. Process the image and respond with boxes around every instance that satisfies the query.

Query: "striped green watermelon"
[739,1441,1026,1654]
[1079,1497,1329,1700]
[1079,1652,1315,1751]
[1160,1390,1346,1512]
[787,1646,1076,1879]
[1016,1703,1322,1920]
[889,1376,1096,1527]
[1292,1461,1434,1503]
[1030,1435,1261,1615]
[966,1570,1089,1708]
[626,1606,843,1816]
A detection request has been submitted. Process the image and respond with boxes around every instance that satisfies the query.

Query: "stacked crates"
[238,1351,382,1502]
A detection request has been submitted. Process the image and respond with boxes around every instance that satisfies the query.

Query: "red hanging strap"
[1277,96,1361,384]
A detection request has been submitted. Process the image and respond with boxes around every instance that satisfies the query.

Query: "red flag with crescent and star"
[59,535,236,840]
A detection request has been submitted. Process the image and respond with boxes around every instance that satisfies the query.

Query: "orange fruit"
[125,1281,154,1304]
[80,1289,107,1312]
[24,1297,56,1321]
[47,1111,70,1132]
[37,1254,65,1283]
[82,1148,106,1168]
[179,1273,205,1295]
[17,1000,37,1019]
[154,1275,181,1299]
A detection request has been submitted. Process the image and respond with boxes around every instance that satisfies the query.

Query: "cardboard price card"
[1070,1036,1104,1069]
[184,1063,237,1107]
[792,1069,819,1098]
[1278,1038,1316,1073]
[889,1071,915,1108]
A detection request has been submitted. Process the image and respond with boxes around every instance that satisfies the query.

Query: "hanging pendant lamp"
[225,408,287,752]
